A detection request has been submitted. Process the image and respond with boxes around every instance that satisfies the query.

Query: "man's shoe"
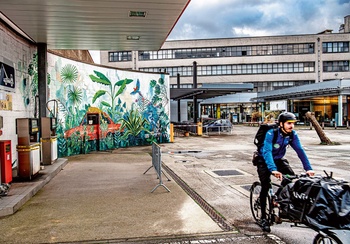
[259,219,271,232]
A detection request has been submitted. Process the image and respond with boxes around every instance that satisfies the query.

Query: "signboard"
[0,93,12,110]
[270,100,287,111]
[0,62,15,91]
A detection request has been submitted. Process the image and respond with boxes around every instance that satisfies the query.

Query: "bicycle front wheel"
[250,181,272,223]
[313,233,342,244]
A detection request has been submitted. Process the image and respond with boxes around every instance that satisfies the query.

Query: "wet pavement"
[0,125,349,243]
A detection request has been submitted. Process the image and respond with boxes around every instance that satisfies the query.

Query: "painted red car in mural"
[64,107,121,140]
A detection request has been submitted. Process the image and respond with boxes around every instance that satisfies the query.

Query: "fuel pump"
[40,117,57,165]
[40,99,59,165]
[16,118,41,180]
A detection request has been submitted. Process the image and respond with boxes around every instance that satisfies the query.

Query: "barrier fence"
[143,142,170,193]
[171,122,233,139]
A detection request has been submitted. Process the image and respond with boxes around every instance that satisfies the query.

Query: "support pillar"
[38,43,48,120]
[177,73,181,122]
[338,95,343,126]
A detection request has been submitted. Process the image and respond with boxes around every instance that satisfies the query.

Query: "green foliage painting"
[46,53,170,157]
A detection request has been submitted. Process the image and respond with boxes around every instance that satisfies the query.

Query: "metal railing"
[143,142,170,193]
[203,125,233,135]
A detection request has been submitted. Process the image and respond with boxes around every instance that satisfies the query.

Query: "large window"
[140,62,315,77]
[322,42,349,53]
[323,60,350,72]
[108,51,132,62]
[137,43,315,61]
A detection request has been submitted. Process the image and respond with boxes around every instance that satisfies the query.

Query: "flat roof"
[255,79,350,101]
[170,83,254,100]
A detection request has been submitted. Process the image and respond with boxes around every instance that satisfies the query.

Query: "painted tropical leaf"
[118,109,150,139]
[116,78,133,86]
[115,82,127,97]
[158,77,164,85]
[155,84,161,95]
[89,74,111,86]
[61,64,78,83]
[101,101,111,108]
[92,90,106,103]
[94,70,110,81]
[67,86,83,106]
[150,80,156,87]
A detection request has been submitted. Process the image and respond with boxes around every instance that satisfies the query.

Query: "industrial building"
[100,15,350,125]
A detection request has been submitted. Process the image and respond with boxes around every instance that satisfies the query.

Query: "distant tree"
[305,112,333,145]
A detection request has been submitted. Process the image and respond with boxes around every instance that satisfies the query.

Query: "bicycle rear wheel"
[250,181,272,224]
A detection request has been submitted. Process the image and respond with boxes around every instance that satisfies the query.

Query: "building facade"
[100,16,350,124]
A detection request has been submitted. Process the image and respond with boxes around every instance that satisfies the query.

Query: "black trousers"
[256,158,295,219]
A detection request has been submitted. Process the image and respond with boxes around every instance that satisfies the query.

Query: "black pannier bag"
[278,173,350,230]
[278,176,321,221]
[305,176,350,230]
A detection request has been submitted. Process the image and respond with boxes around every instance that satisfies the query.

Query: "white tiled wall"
[0,21,36,166]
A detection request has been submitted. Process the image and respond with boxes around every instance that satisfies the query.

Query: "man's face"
[282,121,295,133]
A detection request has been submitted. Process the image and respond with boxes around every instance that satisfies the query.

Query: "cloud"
[168,0,350,40]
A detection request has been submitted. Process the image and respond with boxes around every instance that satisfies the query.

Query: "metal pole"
[338,77,343,126]
[177,73,181,122]
[193,61,198,123]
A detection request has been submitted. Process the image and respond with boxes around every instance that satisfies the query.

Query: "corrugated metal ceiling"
[0,0,190,50]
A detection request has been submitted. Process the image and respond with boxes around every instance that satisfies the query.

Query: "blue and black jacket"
[258,128,313,172]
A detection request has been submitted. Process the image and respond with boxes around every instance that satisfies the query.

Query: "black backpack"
[253,123,279,151]
[252,123,294,166]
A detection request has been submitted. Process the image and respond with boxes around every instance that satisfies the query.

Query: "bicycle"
[250,174,349,244]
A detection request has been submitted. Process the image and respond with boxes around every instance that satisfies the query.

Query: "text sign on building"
[270,100,287,111]
[0,62,15,91]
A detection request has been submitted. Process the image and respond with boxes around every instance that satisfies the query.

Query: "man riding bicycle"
[256,112,315,232]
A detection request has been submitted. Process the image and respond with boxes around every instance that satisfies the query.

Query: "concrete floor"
[1,125,349,243]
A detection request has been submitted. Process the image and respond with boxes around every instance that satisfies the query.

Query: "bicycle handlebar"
[283,173,310,180]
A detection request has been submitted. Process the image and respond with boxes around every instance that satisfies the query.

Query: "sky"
[90,0,350,63]
[167,0,350,40]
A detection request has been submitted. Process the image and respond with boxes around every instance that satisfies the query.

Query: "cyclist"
[256,112,315,232]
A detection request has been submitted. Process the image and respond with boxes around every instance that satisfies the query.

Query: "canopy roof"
[0,0,190,50]
[170,83,254,100]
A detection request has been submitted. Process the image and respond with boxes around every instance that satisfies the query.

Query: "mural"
[45,53,170,157]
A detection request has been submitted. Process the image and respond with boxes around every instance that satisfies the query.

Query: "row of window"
[138,43,315,60]
[141,61,349,77]
[252,80,313,92]
[140,62,316,77]
[170,81,313,92]
[323,61,350,72]
[322,42,349,53]
[108,42,349,62]
[109,51,132,62]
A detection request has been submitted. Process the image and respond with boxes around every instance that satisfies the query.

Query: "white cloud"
[232,27,272,37]
[168,0,350,40]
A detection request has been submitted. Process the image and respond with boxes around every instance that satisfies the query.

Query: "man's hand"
[271,171,282,180]
[306,170,315,177]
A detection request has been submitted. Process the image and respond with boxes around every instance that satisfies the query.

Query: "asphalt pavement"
[0,125,349,244]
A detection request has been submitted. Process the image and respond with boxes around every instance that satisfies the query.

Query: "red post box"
[0,140,12,183]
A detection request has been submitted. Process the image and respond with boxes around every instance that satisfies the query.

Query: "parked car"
[64,107,121,140]
[203,119,233,132]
